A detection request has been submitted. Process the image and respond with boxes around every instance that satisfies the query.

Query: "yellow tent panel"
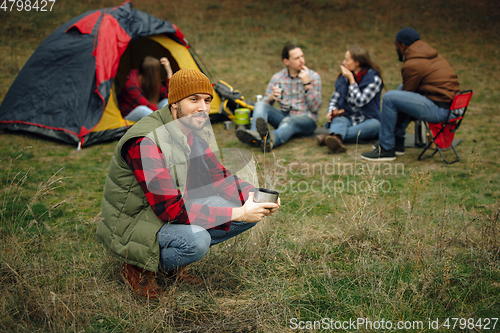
[92,85,135,133]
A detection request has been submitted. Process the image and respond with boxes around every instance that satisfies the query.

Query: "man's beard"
[177,103,208,131]
[397,49,404,62]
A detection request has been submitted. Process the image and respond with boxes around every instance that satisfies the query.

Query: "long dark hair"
[139,56,161,105]
[348,45,383,86]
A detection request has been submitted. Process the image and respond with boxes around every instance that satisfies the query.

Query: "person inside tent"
[119,56,173,121]
[316,46,383,153]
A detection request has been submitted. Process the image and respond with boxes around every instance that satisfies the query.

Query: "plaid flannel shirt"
[119,69,169,117]
[328,75,382,126]
[124,134,254,230]
[264,68,322,122]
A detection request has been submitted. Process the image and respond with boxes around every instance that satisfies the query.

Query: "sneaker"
[262,131,276,152]
[325,135,347,153]
[315,134,327,146]
[236,129,262,147]
[361,146,396,161]
[256,117,270,140]
[121,263,164,299]
[372,138,405,156]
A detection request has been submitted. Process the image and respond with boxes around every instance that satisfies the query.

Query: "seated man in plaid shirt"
[98,69,280,299]
[236,44,322,152]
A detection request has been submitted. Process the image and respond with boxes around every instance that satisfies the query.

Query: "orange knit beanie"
[168,69,213,105]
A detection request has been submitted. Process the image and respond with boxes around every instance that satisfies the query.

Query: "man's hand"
[269,85,282,102]
[160,57,173,79]
[231,192,280,222]
[327,108,345,122]
[269,197,281,214]
[298,65,311,84]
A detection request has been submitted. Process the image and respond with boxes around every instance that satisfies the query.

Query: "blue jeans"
[379,89,453,150]
[251,102,316,147]
[157,196,256,271]
[329,116,380,143]
[125,98,169,121]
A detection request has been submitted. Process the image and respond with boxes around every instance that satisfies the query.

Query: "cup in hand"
[253,188,279,203]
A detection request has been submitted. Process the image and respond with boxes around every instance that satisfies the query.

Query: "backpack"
[212,80,254,121]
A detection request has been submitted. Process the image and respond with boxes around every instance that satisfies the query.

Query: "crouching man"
[97,69,280,298]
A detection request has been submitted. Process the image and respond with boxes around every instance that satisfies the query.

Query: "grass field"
[1,0,500,332]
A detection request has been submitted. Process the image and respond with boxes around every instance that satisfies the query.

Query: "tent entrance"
[92,36,180,135]
[112,35,221,116]
[91,35,222,140]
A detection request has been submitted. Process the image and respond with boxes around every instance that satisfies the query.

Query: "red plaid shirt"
[119,69,169,117]
[123,134,254,230]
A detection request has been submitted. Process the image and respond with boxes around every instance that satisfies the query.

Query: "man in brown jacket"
[361,28,460,161]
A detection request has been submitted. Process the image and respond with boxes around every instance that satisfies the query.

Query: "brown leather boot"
[325,135,347,153]
[162,266,202,285]
[315,133,327,146]
[121,263,164,299]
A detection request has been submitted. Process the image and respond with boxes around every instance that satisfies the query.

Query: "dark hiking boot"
[262,131,276,152]
[256,117,270,140]
[255,117,276,152]
[236,129,262,147]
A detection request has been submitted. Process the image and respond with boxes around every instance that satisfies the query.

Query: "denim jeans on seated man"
[157,195,257,271]
[251,101,316,148]
[124,98,169,122]
[329,116,380,143]
[379,86,456,151]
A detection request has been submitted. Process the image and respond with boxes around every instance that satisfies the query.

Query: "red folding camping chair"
[418,90,473,164]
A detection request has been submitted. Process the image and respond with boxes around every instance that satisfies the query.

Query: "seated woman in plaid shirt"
[119,56,173,121]
[316,46,383,153]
